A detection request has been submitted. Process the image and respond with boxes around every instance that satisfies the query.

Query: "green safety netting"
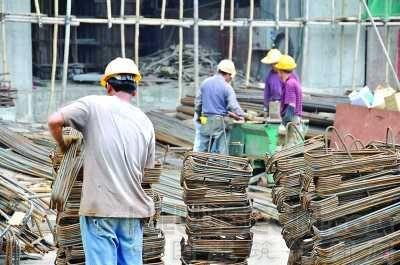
[363,0,400,19]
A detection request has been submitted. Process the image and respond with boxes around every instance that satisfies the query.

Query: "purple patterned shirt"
[281,75,303,116]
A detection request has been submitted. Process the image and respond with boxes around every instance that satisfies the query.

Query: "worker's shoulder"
[129,106,154,128]
[286,77,301,88]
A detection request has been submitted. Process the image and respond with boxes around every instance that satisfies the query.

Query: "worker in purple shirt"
[194,59,244,154]
[261,49,283,114]
[275,55,303,126]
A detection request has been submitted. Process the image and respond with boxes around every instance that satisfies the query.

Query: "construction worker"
[261,49,283,116]
[275,55,303,126]
[48,57,155,265]
[194,59,244,154]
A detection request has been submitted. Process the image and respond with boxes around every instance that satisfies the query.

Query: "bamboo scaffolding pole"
[60,0,72,106]
[284,0,289,53]
[301,0,310,82]
[228,0,234,60]
[338,0,344,91]
[178,0,183,103]
[160,0,166,29]
[33,0,42,27]
[48,0,59,115]
[120,0,125,57]
[135,0,141,107]
[245,0,254,87]
[220,0,225,30]
[331,0,335,25]
[385,24,390,85]
[275,0,280,30]
[351,2,362,90]
[361,0,400,90]
[0,0,8,80]
[106,0,112,28]
[194,0,199,92]
[6,13,400,27]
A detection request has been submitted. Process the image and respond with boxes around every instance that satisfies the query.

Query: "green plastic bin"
[364,0,400,18]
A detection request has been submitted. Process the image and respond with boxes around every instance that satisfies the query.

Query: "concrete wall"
[0,0,33,121]
[303,0,366,94]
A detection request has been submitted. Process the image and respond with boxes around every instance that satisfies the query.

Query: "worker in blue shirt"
[194,59,244,154]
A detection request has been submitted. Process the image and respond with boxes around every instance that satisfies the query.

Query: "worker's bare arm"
[48,112,66,150]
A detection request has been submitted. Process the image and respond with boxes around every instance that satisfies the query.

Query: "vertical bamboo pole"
[220,0,225,30]
[60,0,72,105]
[0,0,8,80]
[351,2,362,90]
[135,0,141,107]
[228,0,234,60]
[331,0,335,25]
[194,0,199,92]
[385,24,390,84]
[106,0,112,28]
[361,0,400,90]
[120,0,125,57]
[284,0,289,53]
[48,0,59,114]
[178,0,184,103]
[275,0,280,30]
[245,0,254,87]
[301,0,310,82]
[160,0,166,29]
[34,0,42,27]
[338,0,344,91]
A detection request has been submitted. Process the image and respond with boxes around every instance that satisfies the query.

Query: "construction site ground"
[21,220,288,265]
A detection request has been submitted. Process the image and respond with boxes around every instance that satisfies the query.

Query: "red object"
[333,104,400,146]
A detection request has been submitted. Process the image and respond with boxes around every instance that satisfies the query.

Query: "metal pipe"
[178,0,184,103]
[120,0,126,57]
[245,0,254,88]
[60,0,72,105]
[301,0,310,82]
[228,0,234,60]
[220,0,225,30]
[48,0,59,115]
[351,2,362,90]
[194,0,199,92]
[361,0,400,90]
[160,0,166,29]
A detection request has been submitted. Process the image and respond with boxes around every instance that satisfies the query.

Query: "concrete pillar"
[0,0,33,121]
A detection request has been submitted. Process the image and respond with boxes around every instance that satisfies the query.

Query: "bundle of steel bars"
[268,128,400,264]
[180,152,253,264]
[142,162,165,265]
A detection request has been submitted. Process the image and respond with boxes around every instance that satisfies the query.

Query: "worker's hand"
[228,111,242,121]
[59,134,80,153]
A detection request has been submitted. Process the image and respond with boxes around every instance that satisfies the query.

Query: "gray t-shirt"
[60,95,155,218]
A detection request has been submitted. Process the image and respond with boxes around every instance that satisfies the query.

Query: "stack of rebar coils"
[180,152,253,265]
[142,161,165,265]
[267,127,400,264]
[50,128,85,265]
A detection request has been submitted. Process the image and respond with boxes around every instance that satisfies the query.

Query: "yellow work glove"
[59,134,80,153]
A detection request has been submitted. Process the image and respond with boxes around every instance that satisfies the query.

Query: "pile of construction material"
[180,152,254,264]
[0,124,55,264]
[50,128,85,265]
[267,127,400,264]
[142,162,165,265]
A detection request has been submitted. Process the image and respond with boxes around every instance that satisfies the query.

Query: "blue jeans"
[80,216,143,265]
[197,116,230,154]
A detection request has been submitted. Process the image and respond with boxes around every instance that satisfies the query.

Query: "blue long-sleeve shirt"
[194,74,244,117]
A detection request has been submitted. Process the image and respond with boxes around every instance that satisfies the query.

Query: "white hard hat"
[218,59,236,78]
[100,57,141,87]
[261,49,282,64]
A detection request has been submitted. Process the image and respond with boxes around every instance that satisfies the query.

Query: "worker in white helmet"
[48,57,155,265]
[194,59,244,154]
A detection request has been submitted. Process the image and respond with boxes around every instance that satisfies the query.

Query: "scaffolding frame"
[0,0,399,111]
